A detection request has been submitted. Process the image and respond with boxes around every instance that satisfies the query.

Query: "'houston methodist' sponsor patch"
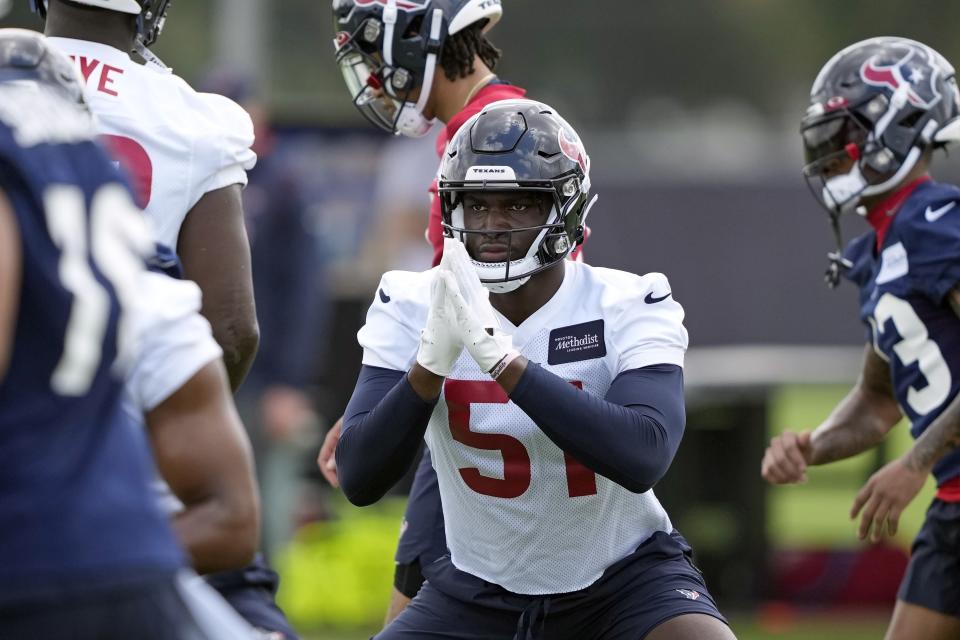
[548,319,606,365]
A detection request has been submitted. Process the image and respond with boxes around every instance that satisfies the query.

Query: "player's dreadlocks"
[439,22,501,81]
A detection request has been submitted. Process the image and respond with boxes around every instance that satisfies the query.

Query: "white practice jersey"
[48,38,257,250]
[358,261,688,595]
[122,270,223,515]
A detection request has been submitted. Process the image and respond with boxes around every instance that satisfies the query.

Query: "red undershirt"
[864,176,930,250]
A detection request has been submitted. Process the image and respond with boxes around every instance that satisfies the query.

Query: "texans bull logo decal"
[559,127,589,175]
[860,44,944,109]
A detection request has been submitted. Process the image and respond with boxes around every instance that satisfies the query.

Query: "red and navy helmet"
[802,37,960,201]
[0,28,83,104]
[438,99,595,291]
[801,37,960,287]
[30,0,172,48]
[332,0,501,133]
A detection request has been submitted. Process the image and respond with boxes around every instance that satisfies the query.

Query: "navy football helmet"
[438,99,596,293]
[332,0,502,137]
[30,0,171,49]
[801,37,960,285]
[0,28,83,104]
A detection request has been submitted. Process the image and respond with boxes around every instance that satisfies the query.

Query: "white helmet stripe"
[413,8,444,115]
[64,0,141,14]
[381,0,398,67]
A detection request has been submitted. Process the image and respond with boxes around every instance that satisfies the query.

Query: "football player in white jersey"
[33,0,260,392]
[29,3,298,638]
[336,100,735,640]
[0,29,258,638]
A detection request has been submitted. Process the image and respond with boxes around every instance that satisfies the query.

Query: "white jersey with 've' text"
[358,260,688,595]
[48,38,256,250]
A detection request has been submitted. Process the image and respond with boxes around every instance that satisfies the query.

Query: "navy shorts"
[0,570,254,640]
[394,447,448,598]
[205,554,300,639]
[898,499,960,617]
[379,530,728,640]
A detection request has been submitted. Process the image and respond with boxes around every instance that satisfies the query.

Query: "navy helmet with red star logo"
[802,37,960,212]
[800,37,960,285]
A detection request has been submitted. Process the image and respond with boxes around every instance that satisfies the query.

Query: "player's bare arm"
[317,416,343,487]
[408,363,445,401]
[146,359,260,574]
[178,184,259,391]
[809,344,902,463]
[0,187,20,383]
[762,344,901,484]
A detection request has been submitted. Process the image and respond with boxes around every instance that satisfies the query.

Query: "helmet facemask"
[802,90,935,216]
[333,21,418,134]
[440,172,591,293]
[333,4,445,137]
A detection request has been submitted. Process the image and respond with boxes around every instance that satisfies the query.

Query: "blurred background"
[7,1,960,638]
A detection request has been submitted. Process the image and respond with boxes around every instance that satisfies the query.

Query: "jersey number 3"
[874,293,952,415]
[45,184,152,396]
[445,379,598,499]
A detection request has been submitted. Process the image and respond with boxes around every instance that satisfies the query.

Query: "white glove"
[441,237,498,325]
[415,270,463,377]
[439,270,516,375]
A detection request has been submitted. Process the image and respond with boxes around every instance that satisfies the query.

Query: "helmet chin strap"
[483,275,530,294]
[861,145,923,197]
[134,39,170,73]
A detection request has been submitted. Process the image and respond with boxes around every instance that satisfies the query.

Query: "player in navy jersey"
[762,37,960,640]
[0,29,255,639]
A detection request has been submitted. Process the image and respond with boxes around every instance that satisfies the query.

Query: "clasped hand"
[415,238,514,377]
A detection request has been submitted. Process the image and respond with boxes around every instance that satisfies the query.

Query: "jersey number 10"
[44,183,152,396]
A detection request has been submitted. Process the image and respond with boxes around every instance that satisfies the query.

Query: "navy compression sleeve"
[336,365,436,506]
[510,363,685,493]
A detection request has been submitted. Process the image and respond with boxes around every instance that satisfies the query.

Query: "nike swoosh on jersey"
[379,288,391,303]
[644,291,672,304]
[925,202,957,222]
